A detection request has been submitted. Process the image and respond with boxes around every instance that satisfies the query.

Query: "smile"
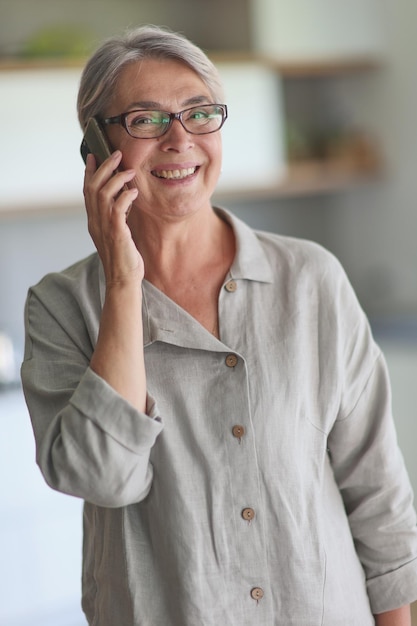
[152,167,197,180]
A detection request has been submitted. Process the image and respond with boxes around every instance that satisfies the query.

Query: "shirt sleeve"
[327,270,417,612]
[21,284,163,508]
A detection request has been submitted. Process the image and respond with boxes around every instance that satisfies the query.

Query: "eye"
[186,107,212,122]
[128,111,170,128]
[190,109,210,119]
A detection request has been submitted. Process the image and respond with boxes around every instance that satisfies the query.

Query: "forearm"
[90,282,147,412]
[374,605,411,626]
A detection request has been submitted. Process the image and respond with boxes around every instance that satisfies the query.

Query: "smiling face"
[104,58,223,222]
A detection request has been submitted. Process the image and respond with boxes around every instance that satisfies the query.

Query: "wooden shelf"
[207,51,382,76]
[0,57,86,71]
[280,160,383,194]
[0,51,383,76]
[0,161,383,219]
[213,160,383,202]
[0,199,85,219]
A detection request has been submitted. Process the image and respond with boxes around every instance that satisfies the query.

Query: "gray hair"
[77,25,224,130]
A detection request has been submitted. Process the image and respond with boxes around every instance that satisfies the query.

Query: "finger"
[83,153,97,198]
[84,150,122,188]
[111,187,139,224]
[84,157,134,212]
[85,152,97,172]
[96,169,137,208]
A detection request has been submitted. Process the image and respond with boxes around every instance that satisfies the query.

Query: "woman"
[21,25,417,625]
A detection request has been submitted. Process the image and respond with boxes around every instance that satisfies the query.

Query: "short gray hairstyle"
[77,25,224,130]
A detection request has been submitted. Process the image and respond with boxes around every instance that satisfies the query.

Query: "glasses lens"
[125,111,170,138]
[182,105,225,134]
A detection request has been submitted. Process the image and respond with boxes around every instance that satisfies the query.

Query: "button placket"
[219,347,269,612]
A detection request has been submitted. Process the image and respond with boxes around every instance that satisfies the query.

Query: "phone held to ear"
[80,117,133,203]
[80,117,113,166]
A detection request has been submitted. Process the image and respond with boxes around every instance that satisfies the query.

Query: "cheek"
[209,136,223,175]
[202,133,222,165]
[119,139,151,171]
[104,128,146,168]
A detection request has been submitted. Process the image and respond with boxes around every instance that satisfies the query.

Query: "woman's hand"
[83,150,147,412]
[83,150,142,286]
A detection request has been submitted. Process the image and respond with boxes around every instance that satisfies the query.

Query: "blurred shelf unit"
[0,53,384,215]
[0,53,381,75]
[213,157,383,204]
[210,51,384,202]
[0,0,385,213]
[214,0,385,199]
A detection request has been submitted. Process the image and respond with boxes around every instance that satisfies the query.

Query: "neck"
[129,206,235,337]
[129,206,232,283]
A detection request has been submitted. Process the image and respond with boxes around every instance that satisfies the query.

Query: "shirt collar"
[214,207,274,284]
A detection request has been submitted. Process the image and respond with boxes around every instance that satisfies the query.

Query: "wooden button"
[242,507,255,522]
[232,425,245,440]
[224,280,237,292]
[225,354,238,367]
[251,587,264,601]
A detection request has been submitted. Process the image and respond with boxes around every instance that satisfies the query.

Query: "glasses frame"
[102,103,228,139]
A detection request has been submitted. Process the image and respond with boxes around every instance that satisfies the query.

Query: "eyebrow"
[126,95,211,111]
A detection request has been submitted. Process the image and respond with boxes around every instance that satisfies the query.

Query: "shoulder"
[27,252,102,319]
[259,229,362,316]
[31,252,100,295]
[256,228,343,277]
[252,228,352,306]
[221,206,340,274]
[219,207,345,287]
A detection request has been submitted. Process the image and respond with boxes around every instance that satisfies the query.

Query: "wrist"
[374,605,411,626]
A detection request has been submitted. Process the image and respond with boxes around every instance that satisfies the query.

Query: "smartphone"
[80,116,133,204]
[80,117,113,166]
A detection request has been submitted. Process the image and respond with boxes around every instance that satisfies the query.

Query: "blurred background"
[0,0,416,624]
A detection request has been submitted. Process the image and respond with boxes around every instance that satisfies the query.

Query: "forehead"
[112,58,211,110]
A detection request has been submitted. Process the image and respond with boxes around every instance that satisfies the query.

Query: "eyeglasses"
[102,103,228,139]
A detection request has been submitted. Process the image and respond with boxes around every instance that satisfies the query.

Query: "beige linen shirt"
[21,208,417,625]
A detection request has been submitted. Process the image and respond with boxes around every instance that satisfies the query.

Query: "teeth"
[154,167,196,179]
